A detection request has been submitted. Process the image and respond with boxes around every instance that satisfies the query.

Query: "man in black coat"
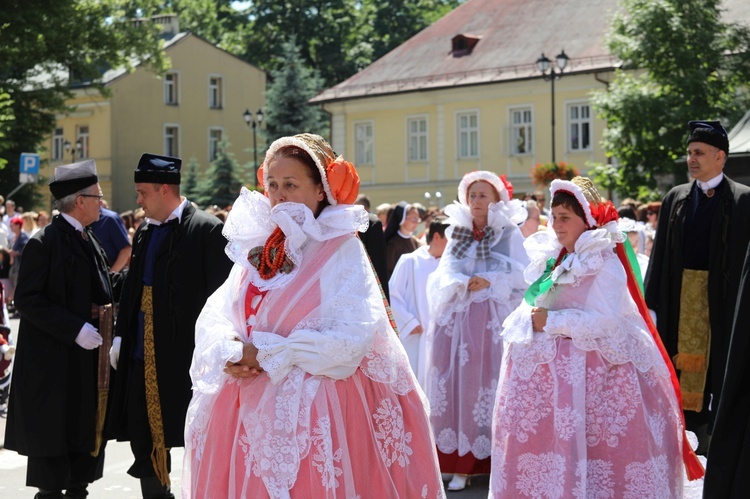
[704,241,750,497]
[107,153,232,498]
[644,120,750,454]
[355,194,389,300]
[5,160,118,499]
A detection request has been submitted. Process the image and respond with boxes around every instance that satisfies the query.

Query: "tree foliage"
[152,0,461,88]
[593,0,750,197]
[0,0,166,208]
[370,0,460,61]
[183,156,200,201]
[193,140,245,208]
[263,37,328,144]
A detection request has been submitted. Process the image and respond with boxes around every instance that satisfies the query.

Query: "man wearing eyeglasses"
[644,120,750,457]
[4,160,119,499]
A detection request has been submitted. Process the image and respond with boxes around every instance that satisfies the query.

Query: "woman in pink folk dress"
[423,171,529,491]
[490,177,704,498]
[183,133,444,499]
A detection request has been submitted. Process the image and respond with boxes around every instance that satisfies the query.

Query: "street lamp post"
[65,139,83,163]
[535,50,569,165]
[424,190,443,209]
[243,108,264,188]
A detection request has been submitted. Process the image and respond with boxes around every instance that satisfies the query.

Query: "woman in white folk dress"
[183,133,444,499]
[490,177,704,498]
[424,171,529,491]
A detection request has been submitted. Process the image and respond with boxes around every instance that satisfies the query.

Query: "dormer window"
[451,34,481,57]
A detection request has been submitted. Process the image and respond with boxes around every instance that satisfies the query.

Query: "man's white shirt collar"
[145,197,189,226]
[697,173,724,193]
[61,212,85,232]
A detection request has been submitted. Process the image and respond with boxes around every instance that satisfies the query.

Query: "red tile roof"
[312,0,750,103]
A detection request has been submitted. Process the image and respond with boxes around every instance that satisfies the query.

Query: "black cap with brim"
[687,120,729,155]
[134,153,182,185]
[49,175,98,200]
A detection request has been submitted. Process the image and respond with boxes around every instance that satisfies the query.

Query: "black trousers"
[125,361,172,479]
[27,448,105,490]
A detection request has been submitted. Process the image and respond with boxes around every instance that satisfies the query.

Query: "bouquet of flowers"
[531,161,580,186]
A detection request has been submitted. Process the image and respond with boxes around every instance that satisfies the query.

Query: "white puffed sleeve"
[389,255,421,337]
[252,238,382,383]
[190,265,247,394]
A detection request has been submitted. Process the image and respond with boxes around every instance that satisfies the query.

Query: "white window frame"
[164,72,179,105]
[509,106,533,156]
[456,110,480,159]
[406,115,429,162]
[567,100,593,152]
[354,121,374,165]
[164,124,180,157]
[208,75,223,109]
[77,126,89,159]
[52,127,64,160]
[208,127,223,161]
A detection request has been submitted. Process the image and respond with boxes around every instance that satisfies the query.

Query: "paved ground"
[0,316,490,498]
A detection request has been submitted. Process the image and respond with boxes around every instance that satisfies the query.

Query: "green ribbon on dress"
[622,234,644,294]
[524,257,557,306]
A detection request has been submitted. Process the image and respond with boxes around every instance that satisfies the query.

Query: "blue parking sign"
[20,153,40,174]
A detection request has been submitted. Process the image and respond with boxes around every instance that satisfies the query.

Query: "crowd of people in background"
[4,120,750,498]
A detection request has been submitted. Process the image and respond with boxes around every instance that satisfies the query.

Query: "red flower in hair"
[500,174,514,199]
[326,157,360,204]
[589,200,619,227]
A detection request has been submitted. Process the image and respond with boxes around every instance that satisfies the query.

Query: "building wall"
[40,90,113,210]
[324,71,613,209]
[109,34,266,211]
[39,33,266,213]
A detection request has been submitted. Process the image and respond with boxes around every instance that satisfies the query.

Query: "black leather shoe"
[35,490,64,499]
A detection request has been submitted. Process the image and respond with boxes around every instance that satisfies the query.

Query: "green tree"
[0,0,166,208]
[183,156,201,201]
[593,0,750,197]
[370,0,461,61]
[135,0,251,54]
[263,36,328,144]
[240,0,363,88]
[193,140,244,208]
[0,93,11,172]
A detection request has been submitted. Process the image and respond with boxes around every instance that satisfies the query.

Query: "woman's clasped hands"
[224,341,264,378]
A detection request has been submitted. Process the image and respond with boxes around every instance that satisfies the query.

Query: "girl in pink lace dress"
[490,177,703,498]
[183,134,444,498]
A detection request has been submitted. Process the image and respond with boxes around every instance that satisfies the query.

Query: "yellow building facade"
[321,72,613,208]
[313,0,749,207]
[42,19,266,212]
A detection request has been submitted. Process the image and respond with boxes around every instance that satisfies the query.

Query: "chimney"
[151,14,180,38]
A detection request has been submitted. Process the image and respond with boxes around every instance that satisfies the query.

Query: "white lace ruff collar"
[222,187,369,290]
[523,222,623,286]
[445,199,527,232]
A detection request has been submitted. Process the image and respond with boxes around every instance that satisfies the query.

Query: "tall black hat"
[134,153,182,184]
[686,120,729,155]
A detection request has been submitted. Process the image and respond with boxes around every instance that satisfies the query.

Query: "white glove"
[75,323,103,350]
[110,336,122,370]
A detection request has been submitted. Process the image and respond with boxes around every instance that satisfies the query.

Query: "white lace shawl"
[186,198,419,495]
[428,200,529,325]
[501,227,668,380]
[222,187,370,291]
